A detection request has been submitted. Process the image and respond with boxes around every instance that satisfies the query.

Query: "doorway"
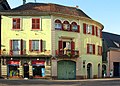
[87,63,92,79]
[23,63,29,78]
[98,64,100,78]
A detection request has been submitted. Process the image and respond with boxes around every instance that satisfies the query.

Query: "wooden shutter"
[10,40,13,55]
[40,39,43,52]
[83,23,86,34]
[29,40,32,51]
[77,25,80,33]
[71,41,75,55]
[32,18,40,30]
[96,27,98,36]
[92,25,94,35]
[93,44,95,54]
[59,40,63,54]
[20,39,23,55]
[87,44,89,54]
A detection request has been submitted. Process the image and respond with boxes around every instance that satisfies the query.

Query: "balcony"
[55,49,79,58]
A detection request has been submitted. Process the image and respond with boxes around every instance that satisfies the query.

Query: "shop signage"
[8,60,20,65]
[32,60,45,65]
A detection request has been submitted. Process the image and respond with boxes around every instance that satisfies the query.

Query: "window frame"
[12,18,21,30]
[32,18,41,30]
[55,19,62,30]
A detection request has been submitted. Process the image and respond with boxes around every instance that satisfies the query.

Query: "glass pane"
[32,19,35,23]
[72,25,77,31]
[32,40,39,51]
[13,40,20,51]
[36,19,39,23]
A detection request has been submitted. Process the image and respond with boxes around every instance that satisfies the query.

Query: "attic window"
[113,41,120,47]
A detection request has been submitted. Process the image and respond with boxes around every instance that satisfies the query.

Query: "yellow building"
[0,3,103,79]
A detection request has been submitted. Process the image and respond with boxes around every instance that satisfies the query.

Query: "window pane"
[32,19,35,23]
[13,40,20,51]
[72,25,78,31]
[32,40,39,51]
[55,23,61,29]
[36,19,39,23]
[89,45,93,53]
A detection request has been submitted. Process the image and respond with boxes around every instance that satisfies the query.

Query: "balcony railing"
[55,49,79,58]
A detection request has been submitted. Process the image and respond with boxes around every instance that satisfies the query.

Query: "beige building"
[0,3,103,79]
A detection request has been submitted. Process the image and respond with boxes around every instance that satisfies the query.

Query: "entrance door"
[98,64,100,78]
[113,62,120,77]
[24,63,29,78]
[57,60,76,80]
[87,63,92,79]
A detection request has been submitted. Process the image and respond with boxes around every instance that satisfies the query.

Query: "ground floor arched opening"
[87,63,92,79]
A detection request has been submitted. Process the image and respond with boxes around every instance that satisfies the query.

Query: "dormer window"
[55,19,62,30]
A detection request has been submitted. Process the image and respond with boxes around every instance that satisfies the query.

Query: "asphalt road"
[0,78,120,86]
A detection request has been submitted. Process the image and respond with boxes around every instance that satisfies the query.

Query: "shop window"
[55,19,62,30]
[12,18,20,30]
[8,65,19,77]
[32,18,40,30]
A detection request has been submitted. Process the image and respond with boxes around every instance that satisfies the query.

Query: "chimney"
[76,5,79,9]
[23,0,26,5]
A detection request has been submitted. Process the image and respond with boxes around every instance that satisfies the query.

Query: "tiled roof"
[102,32,120,48]
[11,3,91,19]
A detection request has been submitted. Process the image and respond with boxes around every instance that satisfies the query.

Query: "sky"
[7,0,120,35]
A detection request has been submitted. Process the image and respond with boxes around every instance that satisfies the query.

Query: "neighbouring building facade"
[0,3,103,79]
[0,0,10,78]
[102,32,120,78]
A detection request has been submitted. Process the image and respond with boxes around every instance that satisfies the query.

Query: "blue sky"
[7,0,120,34]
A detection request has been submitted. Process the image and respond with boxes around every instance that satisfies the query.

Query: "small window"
[63,21,70,31]
[55,19,62,30]
[98,29,100,37]
[71,22,78,31]
[32,18,40,30]
[12,18,20,30]
[87,44,95,54]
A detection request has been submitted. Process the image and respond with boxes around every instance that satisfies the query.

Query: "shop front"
[32,60,45,78]
[7,60,20,78]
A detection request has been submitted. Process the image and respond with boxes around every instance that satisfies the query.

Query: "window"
[63,21,70,30]
[12,18,20,30]
[29,40,43,52]
[87,25,92,34]
[98,46,102,55]
[71,22,78,32]
[98,29,100,37]
[32,40,39,51]
[87,44,95,54]
[32,18,40,30]
[83,23,94,35]
[10,40,24,55]
[55,19,62,30]
[13,40,21,51]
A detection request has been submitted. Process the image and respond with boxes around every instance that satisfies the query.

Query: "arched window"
[71,22,78,31]
[63,21,70,31]
[55,19,62,30]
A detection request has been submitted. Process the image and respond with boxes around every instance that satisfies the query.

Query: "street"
[0,78,120,86]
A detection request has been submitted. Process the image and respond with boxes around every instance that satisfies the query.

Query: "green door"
[57,60,76,80]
